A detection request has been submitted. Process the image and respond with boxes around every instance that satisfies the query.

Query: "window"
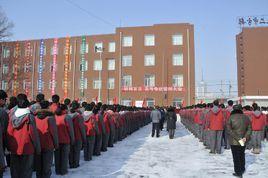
[108,78,115,89]
[80,43,89,54]
[3,48,10,58]
[23,80,31,90]
[63,45,72,55]
[43,46,47,56]
[24,63,32,73]
[144,74,155,87]
[79,78,88,89]
[123,36,133,47]
[1,81,7,90]
[37,80,44,90]
[172,53,183,66]
[172,34,183,45]
[49,80,57,90]
[93,60,102,71]
[172,75,183,87]
[80,60,88,71]
[94,42,103,52]
[122,75,132,87]
[12,64,21,73]
[2,64,8,74]
[146,98,155,107]
[93,79,101,89]
[108,59,115,70]
[108,42,116,52]
[121,99,132,106]
[173,98,182,107]
[144,34,155,46]
[12,81,19,90]
[50,46,58,55]
[50,62,57,72]
[122,55,132,67]
[144,54,155,66]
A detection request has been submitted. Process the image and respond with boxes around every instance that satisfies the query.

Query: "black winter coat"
[166,111,177,130]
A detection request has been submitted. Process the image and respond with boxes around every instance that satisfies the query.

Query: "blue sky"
[1,0,268,93]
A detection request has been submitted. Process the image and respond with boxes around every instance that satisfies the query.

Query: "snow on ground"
[4,116,268,178]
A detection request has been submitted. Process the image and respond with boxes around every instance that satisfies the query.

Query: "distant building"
[0,23,195,106]
[236,27,268,97]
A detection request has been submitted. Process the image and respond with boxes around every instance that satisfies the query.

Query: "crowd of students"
[180,99,268,154]
[0,90,151,178]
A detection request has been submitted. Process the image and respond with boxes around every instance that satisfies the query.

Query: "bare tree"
[0,8,13,42]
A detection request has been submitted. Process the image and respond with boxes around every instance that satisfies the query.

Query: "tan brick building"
[0,23,195,106]
[236,27,268,97]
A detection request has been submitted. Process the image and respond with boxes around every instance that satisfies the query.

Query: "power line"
[63,0,115,27]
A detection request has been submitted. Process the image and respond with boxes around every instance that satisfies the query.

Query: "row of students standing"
[180,100,267,155]
[0,91,152,178]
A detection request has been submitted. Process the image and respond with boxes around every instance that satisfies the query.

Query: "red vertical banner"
[142,98,147,108]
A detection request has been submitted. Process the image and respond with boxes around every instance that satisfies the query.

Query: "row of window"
[1,74,183,90]
[2,33,183,58]
[121,98,182,107]
[1,53,183,74]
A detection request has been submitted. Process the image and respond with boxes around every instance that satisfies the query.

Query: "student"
[82,104,96,161]
[50,95,60,113]
[69,101,86,168]
[166,107,177,139]
[35,100,58,178]
[54,104,74,175]
[7,94,41,178]
[208,100,224,154]
[250,103,266,154]
[30,93,45,115]
[150,107,161,137]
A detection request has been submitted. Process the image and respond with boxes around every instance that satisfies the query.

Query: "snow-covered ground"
[4,116,268,178]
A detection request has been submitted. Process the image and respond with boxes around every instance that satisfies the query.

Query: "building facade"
[236,27,268,97]
[0,23,195,107]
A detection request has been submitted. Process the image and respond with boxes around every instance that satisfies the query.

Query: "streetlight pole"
[98,50,103,102]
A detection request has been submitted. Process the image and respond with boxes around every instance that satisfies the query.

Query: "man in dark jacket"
[166,107,177,139]
[227,104,252,178]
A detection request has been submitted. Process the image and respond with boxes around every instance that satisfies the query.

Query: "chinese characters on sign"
[238,16,268,27]
[121,86,185,92]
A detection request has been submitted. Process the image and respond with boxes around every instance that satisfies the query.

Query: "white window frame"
[172,74,183,87]
[122,55,132,67]
[2,64,8,74]
[172,53,183,66]
[144,74,155,87]
[93,79,101,89]
[146,98,155,107]
[108,59,115,70]
[122,75,132,87]
[108,42,116,52]
[94,42,103,53]
[107,78,115,89]
[144,34,155,46]
[80,43,89,54]
[172,33,183,45]
[80,60,88,71]
[93,60,102,71]
[79,78,88,89]
[1,80,7,90]
[144,54,155,66]
[121,98,132,106]
[123,36,133,47]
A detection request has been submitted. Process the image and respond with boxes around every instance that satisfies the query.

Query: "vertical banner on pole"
[38,40,44,93]
[13,42,19,96]
[64,37,70,99]
[51,38,58,96]
[80,36,86,97]
[25,42,31,96]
